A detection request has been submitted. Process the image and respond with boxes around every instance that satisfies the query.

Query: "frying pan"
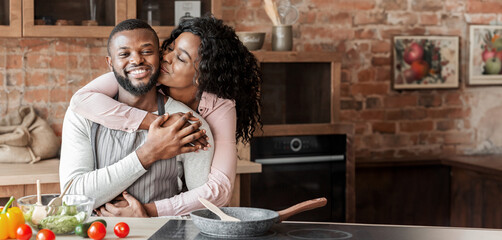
[190,197,327,237]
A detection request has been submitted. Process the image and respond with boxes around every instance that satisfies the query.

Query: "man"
[59,19,213,211]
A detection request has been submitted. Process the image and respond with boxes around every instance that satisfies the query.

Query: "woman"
[71,16,261,217]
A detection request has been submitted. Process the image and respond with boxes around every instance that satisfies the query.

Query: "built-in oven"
[250,134,346,222]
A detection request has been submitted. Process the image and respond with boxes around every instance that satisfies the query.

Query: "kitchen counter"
[0,159,261,185]
[55,217,502,239]
[0,159,261,207]
[0,158,61,186]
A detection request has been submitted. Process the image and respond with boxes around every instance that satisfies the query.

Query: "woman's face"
[159,32,201,91]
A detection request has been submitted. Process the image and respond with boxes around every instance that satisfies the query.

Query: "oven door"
[250,156,345,222]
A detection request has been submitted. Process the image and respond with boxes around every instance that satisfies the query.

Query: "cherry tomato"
[114,222,130,238]
[36,229,55,240]
[16,224,32,240]
[88,221,107,240]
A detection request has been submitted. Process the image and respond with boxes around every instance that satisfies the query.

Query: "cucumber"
[94,219,107,227]
[75,219,107,238]
[74,224,89,238]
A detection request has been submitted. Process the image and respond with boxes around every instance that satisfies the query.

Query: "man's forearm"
[65,152,147,208]
[136,145,156,169]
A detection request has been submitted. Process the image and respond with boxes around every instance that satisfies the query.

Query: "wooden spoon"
[198,197,240,222]
[46,178,73,216]
[31,180,47,224]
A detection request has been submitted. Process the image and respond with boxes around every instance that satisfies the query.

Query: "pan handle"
[276,197,327,222]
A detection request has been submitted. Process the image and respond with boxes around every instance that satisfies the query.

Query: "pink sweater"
[70,72,237,216]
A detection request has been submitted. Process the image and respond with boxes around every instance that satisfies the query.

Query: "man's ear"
[106,56,113,71]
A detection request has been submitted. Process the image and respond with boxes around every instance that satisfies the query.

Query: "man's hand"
[162,112,209,149]
[97,191,148,218]
[136,112,208,168]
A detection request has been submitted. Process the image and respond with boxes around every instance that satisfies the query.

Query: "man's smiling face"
[107,28,160,96]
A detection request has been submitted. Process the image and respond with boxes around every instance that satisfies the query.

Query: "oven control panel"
[251,134,346,157]
[274,137,311,152]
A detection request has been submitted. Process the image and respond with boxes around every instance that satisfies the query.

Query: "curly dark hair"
[162,16,262,143]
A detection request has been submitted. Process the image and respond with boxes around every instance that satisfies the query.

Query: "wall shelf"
[252,51,343,137]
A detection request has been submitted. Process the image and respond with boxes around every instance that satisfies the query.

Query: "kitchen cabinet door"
[0,0,21,37]
[22,0,127,37]
[128,0,222,38]
[0,185,24,207]
[356,164,451,226]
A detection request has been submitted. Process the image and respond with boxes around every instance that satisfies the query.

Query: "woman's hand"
[141,112,209,149]
[164,112,210,149]
[97,192,149,218]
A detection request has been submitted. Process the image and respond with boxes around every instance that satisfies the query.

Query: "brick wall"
[0,38,109,136]
[223,0,502,159]
[2,0,502,160]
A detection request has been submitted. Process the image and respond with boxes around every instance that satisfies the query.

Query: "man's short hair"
[107,19,159,55]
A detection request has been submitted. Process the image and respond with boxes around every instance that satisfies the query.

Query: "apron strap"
[157,94,165,115]
[91,122,99,170]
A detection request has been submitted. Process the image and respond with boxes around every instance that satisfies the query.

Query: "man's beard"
[114,68,159,96]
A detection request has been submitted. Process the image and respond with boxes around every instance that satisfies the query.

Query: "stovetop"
[148,220,502,240]
[149,220,352,240]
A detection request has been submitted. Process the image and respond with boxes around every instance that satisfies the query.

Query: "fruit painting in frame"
[469,25,502,85]
[393,36,459,90]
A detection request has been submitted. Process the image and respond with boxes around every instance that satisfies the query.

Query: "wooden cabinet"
[0,183,60,207]
[450,167,502,228]
[252,51,344,137]
[356,164,451,226]
[0,0,21,37]
[22,0,125,37]
[245,51,356,222]
[127,0,222,38]
[0,0,222,38]
[356,156,502,228]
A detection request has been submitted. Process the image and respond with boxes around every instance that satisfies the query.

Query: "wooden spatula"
[31,180,47,224]
[198,197,240,222]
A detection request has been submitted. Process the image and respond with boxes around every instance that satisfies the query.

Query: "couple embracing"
[59,16,261,217]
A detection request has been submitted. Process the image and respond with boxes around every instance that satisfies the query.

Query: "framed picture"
[469,25,502,85]
[393,36,459,90]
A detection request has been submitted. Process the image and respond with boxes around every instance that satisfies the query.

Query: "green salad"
[24,204,87,234]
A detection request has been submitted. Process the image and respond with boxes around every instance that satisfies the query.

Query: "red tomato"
[36,229,55,240]
[16,224,32,240]
[88,221,107,240]
[114,222,130,238]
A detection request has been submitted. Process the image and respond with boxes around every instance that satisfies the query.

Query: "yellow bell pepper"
[0,196,25,239]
